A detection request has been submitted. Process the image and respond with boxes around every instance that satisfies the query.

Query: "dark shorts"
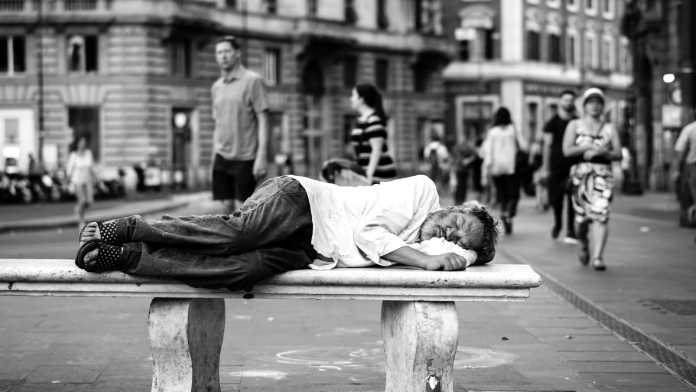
[212,154,256,201]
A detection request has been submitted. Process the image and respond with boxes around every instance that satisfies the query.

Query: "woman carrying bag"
[563,88,622,270]
[481,107,528,234]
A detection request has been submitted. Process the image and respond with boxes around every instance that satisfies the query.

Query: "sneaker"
[563,236,580,245]
[592,258,606,271]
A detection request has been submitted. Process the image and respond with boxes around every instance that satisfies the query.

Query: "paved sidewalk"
[495,192,696,389]
[0,191,210,233]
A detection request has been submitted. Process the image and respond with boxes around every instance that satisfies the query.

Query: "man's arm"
[382,246,468,271]
[254,110,269,179]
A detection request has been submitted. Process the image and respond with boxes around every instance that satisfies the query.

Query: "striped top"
[349,113,396,181]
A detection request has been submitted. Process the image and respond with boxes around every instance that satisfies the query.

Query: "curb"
[500,246,696,389]
[0,200,191,234]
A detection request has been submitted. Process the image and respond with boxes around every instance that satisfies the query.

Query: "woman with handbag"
[563,88,622,270]
[481,107,528,234]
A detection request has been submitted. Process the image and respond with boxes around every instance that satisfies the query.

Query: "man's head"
[559,89,576,113]
[418,201,498,265]
[215,36,241,72]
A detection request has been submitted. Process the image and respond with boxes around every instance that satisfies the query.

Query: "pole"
[36,0,45,166]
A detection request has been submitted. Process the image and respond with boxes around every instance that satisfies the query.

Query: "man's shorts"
[212,154,256,201]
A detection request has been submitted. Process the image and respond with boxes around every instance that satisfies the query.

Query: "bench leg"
[148,298,225,392]
[381,301,458,392]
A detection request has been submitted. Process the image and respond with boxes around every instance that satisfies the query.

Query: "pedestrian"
[423,134,450,189]
[562,88,622,270]
[541,89,579,243]
[451,139,478,204]
[74,175,498,291]
[349,83,396,184]
[673,111,696,228]
[211,35,269,214]
[480,107,528,235]
[528,138,547,211]
[471,138,487,202]
[66,135,97,229]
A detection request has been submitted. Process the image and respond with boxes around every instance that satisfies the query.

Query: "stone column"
[381,301,459,392]
[148,298,225,392]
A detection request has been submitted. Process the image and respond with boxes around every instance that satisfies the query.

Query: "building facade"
[0,0,453,186]
[441,0,632,149]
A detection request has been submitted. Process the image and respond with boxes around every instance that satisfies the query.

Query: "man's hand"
[423,253,469,271]
[253,158,267,180]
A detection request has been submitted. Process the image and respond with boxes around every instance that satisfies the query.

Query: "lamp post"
[36,0,45,166]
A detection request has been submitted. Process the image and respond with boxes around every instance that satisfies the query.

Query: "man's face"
[215,41,240,71]
[559,93,575,112]
[421,212,484,251]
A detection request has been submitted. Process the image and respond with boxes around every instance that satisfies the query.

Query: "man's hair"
[560,89,576,98]
[320,158,365,183]
[418,203,499,265]
[215,35,240,50]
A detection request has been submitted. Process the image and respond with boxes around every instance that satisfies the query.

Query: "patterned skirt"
[570,162,614,223]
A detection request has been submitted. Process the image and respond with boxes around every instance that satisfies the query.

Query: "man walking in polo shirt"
[211,36,269,213]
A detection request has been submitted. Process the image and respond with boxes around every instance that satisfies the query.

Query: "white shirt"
[289,175,441,269]
[481,124,527,176]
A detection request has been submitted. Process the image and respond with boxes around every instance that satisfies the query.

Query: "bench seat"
[0,258,542,392]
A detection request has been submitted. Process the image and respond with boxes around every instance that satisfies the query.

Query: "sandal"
[592,258,606,271]
[75,240,128,272]
[79,219,131,246]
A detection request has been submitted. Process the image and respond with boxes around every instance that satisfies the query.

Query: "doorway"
[68,106,100,161]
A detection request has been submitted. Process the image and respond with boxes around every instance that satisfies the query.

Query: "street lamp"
[662,73,676,84]
[36,0,45,166]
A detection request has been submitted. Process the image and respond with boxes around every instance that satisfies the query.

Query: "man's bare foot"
[79,222,101,248]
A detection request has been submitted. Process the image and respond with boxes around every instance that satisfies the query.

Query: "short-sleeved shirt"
[211,66,269,161]
[675,121,696,165]
[349,113,396,180]
[543,113,577,173]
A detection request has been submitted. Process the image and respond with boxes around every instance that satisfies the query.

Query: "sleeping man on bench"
[75,171,498,291]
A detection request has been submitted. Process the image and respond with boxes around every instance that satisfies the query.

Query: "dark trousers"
[453,169,469,205]
[123,176,315,290]
[548,171,576,237]
[492,174,520,218]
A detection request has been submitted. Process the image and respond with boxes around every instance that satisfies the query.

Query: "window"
[413,66,430,93]
[567,0,578,11]
[263,48,281,86]
[526,30,541,60]
[415,0,441,34]
[0,36,26,74]
[567,34,577,66]
[585,0,597,14]
[225,0,236,8]
[307,0,317,16]
[169,39,191,77]
[603,0,614,16]
[601,37,614,70]
[64,0,97,10]
[345,0,357,25]
[67,35,98,73]
[343,55,357,88]
[484,29,495,60]
[0,0,24,11]
[265,0,276,14]
[376,0,389,30]
[585,34,598,68]
[375,58,388,91]
[548,33,561,63]
[458,39,470,61]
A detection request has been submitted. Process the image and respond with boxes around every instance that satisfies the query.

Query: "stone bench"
[0,259,541,392]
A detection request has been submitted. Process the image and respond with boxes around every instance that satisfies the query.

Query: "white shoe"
[563,236,580,245]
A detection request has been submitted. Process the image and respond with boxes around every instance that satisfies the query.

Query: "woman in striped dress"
[349,83,397,183]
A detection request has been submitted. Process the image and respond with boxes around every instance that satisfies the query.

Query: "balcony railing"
[64,0,97,11]
[0,0,24,11]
